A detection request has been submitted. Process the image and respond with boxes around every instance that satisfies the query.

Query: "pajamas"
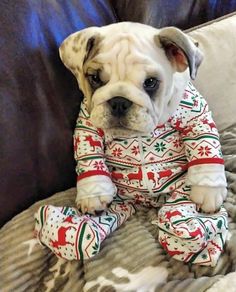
[35,83,228,266]
[34,200,135,261]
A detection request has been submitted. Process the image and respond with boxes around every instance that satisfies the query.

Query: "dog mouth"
[106,116,151,136]
[90,97,156,135]
[107,117,131,130]
[105,96,139,131]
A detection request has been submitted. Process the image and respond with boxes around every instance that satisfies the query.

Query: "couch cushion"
[111,0,236,30]
[189,13,236,132]
[0,0,117,226]
[1,1,236,227]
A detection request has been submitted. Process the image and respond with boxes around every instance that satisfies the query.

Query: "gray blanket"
[1,125,236,292]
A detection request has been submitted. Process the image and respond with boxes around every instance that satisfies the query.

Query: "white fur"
[190,186,227,213]
[76,175,116,213]
[88,28,188,135]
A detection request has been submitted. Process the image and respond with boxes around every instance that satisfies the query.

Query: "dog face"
[59,22,203,136]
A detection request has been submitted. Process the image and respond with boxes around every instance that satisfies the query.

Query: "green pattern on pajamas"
[156,179,228,266]
[35,83,228,266]
[35,179,227,266]
[35,200,135,260]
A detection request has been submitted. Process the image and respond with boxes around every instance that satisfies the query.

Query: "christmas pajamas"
[156,180,228,266]
[35,83,228,266]
[35,200,135,260]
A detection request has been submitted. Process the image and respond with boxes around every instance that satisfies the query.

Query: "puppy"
[59,22,227,214]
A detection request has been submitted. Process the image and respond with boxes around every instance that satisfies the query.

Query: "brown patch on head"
[73,34,81,44]
[83,34,103,66]
[72,46,79,53]
[81,34,104,104]
[59,28,103,112]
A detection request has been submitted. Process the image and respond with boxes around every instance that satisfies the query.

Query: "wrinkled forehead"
[98,32,156,61]
[89,31,167,80]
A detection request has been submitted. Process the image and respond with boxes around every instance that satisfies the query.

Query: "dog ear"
[155,27,203,79]
[59,27,101,78]
[59,28,101,110]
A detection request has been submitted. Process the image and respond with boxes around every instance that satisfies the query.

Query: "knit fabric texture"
[35,82,228,266]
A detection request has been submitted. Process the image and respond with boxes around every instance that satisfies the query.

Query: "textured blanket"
[1,125,236,292]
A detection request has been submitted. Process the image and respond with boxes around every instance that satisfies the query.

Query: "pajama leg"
[157,184,228,266]
[34,199,135,261]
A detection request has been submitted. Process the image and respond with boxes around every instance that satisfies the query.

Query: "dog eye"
[143,77,160,97]
[143,77,159,89]
[87,74,103,89]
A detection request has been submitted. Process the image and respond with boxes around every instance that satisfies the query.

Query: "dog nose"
[108,96,133,117]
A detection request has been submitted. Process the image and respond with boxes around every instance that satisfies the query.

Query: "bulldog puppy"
[59,22,227,214]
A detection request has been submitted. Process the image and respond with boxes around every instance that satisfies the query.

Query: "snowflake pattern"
[201,253,207,260]
[86,234,92,240]
[131,145,140,156]
[173,139,183,148]
[112,147,123,157]
[154,142,167,152]
[197,145,212,157]
[93,160,105,170]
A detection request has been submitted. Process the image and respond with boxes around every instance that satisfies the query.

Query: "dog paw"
[76,195,114,214]
[190,185,227,213]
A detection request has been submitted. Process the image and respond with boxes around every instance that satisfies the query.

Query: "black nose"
[108,96,133,117]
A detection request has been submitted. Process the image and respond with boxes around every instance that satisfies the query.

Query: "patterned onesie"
[35,83,228,266]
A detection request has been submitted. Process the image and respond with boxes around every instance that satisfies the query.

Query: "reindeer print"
[127,167,143,187]
[111,171,125,181]
[147,171,157,187]
[202,118,217,131]
[182,124,196,136]
[84,135,102,151]
[173,117,184,131]
[50,226,76,249]
[165,210,183,220]
[157,169,173,183]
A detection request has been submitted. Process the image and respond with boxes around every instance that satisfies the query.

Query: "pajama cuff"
[77,170,111,181]
[76,175,117,200]
[186,163,227,187]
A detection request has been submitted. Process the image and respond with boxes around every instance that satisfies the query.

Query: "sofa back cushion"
[0,0,116,226]
[190,13,236,132]
[111,0,236,29]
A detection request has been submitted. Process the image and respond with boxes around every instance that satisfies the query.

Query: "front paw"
[190,186,227,213]
[76,195,114,214]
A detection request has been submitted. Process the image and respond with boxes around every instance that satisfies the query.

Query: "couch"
[1,1,236,291]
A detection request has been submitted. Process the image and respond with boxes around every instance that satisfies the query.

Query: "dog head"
[59,22,203,136]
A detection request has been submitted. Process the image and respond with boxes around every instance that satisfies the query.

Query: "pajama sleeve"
[74,101,116,200]
[172,83,227,188]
